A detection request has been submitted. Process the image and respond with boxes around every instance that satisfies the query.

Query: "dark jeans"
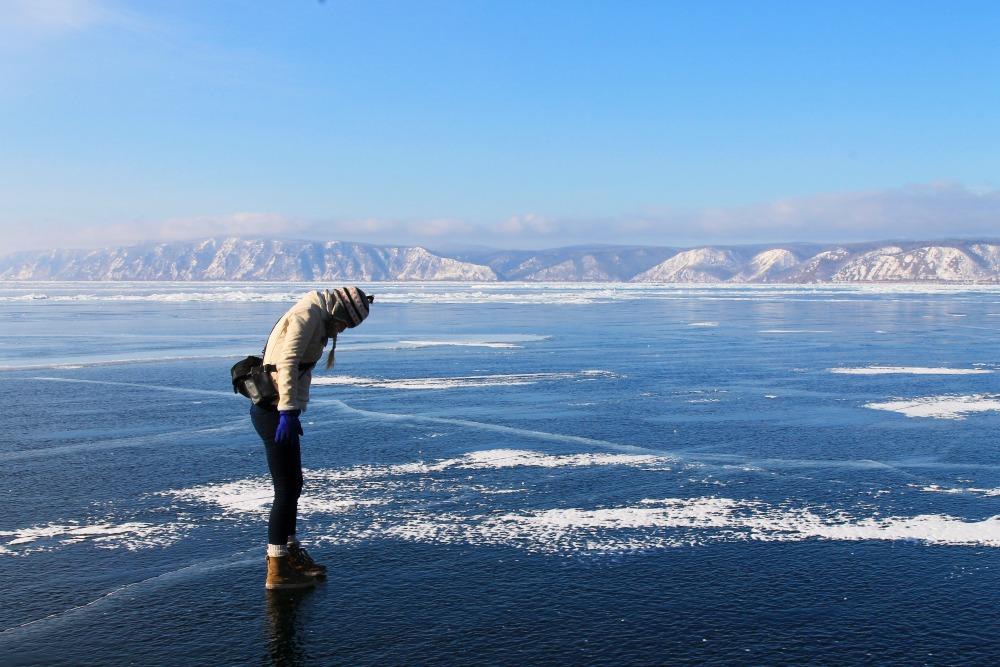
[250,404,303,545]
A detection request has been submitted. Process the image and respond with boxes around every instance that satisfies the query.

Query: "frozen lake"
[3,281,1000,665]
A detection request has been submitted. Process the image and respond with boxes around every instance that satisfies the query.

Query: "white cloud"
[156,212,304,240]
[4,182,1000,254]
[410,218,476,238]
[437,182,1000,248]
[2,213,308,253]
[497,214,556,236]
[676,182,1000,244]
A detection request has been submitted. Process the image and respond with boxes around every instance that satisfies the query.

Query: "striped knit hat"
[331,286,372,328]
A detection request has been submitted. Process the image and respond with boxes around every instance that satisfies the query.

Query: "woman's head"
[330,286,373,329]
[326,286,373,368]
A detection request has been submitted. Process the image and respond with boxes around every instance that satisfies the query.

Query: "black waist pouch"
[231,356,278,405]
[235,314,317,406]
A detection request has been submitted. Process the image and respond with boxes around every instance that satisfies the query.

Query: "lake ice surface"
[2,281,1000,665]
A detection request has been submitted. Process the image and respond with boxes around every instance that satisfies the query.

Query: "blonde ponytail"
[325,335,337,369]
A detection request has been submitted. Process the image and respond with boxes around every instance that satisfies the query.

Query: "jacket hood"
[304,290,343,342]
[306,290,338,320]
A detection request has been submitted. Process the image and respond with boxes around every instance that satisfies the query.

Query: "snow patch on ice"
[865,394,1000,419]
[162,449,673,518]
[18,445,1000,557]
[831,366,992,375]
[164,476,384,517]
[0,521,186,556]
[312,370,617,390]
[351,334,549,351]
[158,449,1000,555]
[917,484,1000,497]
[379,498,1000,554]
[399,340,520,349]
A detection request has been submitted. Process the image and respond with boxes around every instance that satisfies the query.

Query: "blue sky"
[2,0,999,252]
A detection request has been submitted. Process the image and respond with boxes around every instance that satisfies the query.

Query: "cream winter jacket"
[263,290,341,412]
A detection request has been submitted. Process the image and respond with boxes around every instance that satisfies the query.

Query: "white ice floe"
[0,521,186,556]
[312,370,616,390]
[831,366,992,375]
[864,394,1000,419]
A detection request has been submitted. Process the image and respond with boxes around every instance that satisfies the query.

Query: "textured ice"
[865,394,1000,419]
[12,279,1000,664]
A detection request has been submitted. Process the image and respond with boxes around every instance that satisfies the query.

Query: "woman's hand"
[275,410,304,444]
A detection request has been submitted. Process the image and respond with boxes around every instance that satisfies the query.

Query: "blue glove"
[275,410,303,444]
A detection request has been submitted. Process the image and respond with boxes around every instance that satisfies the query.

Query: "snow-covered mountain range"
[0,238,497,282]
[3,237,1000,282]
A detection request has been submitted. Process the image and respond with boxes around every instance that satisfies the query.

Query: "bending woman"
[251,286,373,590]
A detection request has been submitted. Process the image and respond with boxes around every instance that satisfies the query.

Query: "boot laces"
[290,545,316,567]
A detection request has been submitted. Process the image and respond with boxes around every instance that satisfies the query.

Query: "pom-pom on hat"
[331,286,373,328]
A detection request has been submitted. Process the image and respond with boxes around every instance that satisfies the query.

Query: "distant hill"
[3,237,1000,282]
[449,240,1000,283]
[0,238,497,281]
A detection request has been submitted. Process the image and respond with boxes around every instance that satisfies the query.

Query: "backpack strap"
[262,315,283,357]
[262,315,318,377]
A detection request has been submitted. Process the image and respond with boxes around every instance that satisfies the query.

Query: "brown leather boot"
[287,544,327,578]
[265,555,316,590]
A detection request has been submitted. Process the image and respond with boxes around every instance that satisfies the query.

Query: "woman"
[250,286,373,590]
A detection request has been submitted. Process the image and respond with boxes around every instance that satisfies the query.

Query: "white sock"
[287,534,301,547]
[267,543,288,557]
